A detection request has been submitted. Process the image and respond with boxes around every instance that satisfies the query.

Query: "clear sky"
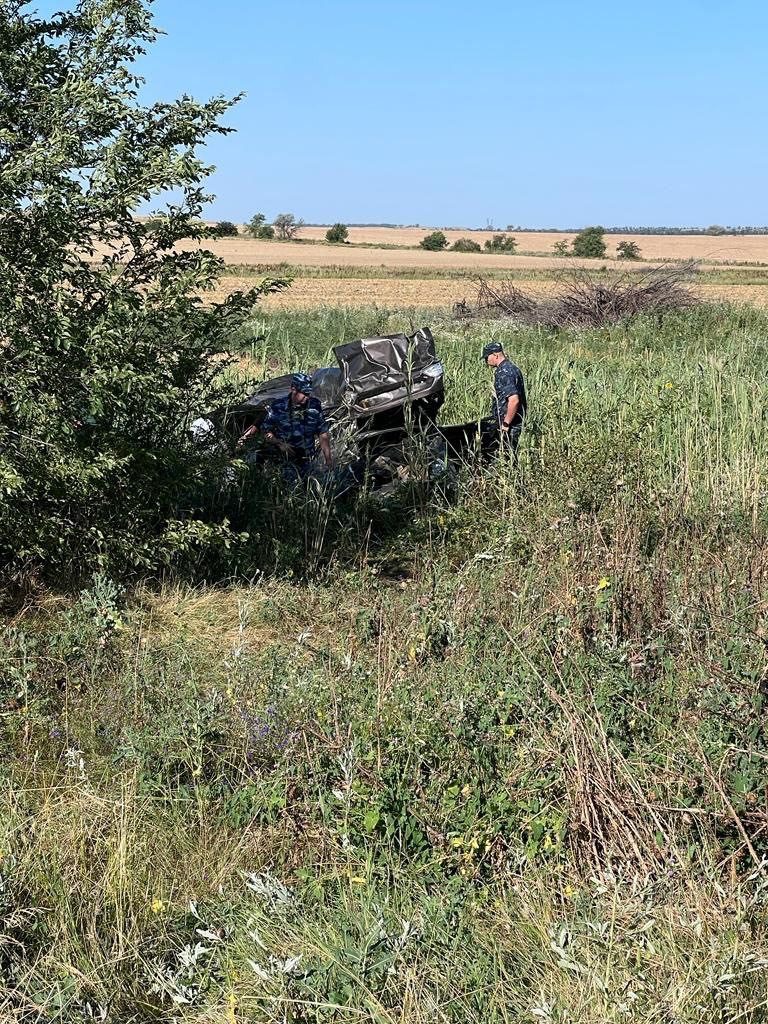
[66,1,768,226]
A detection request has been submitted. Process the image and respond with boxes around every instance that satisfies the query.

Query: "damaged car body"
[211,327,495,489]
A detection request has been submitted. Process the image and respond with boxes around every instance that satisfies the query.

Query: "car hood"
[334,327,443,415]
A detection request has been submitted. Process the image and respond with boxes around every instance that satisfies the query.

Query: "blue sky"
[64,1,768,226]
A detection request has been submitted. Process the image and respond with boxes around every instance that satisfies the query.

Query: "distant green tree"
[325,223,349,243]
[616,240,642,260]
[552,239,571,256]
[247,212,267,236]
[213,220,239,237]
[572,226,607,258]
[419,231,448,251]
[0,0,284,578]
[706,225,727,235]
[451,237,482,252]
[484,233,517,253]
[257,224,275,239]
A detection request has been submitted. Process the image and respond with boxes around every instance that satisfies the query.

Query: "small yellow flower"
[350,876,367,885]
[496,690,504,699]
[596,577,611,591]
[438,515,446,526]
[664,381,673,389]
[407,645,417,663]
[451,836,464,847]
[564,883,576,899]
[150,898,166,914]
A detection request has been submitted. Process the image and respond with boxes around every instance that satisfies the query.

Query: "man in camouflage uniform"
[481,341,527,452]
[239,372,332,476]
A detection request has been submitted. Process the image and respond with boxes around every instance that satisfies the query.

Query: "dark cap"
[291,372,313,394]
[481,341,504,360]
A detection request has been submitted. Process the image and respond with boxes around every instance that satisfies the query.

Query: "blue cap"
[291,372,313,394]
[481,342,504,360]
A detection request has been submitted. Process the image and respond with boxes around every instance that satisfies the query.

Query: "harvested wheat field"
[297,226,768,264]
[213,275,768,310]
[181,233,768,277]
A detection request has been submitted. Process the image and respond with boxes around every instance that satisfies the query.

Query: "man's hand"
[318,431,333,469]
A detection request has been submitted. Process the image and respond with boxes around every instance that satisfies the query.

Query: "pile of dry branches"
[454,261,699,329]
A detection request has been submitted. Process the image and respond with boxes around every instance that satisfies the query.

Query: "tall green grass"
[2,303,768,1021]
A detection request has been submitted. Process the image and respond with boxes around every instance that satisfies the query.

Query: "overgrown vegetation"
[0,0,285,581]
[3,301,768,1020]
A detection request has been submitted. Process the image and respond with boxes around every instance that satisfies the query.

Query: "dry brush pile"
[455,261,699,328]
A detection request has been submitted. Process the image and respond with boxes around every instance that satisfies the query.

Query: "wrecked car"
[203,327,494,488]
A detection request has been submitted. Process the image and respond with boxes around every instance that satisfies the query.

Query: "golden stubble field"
[212,275,768,310]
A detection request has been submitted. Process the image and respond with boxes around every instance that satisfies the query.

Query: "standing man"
[481,342,527,452]
[238,372,332,475]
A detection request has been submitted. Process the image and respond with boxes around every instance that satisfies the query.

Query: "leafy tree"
[257,224,275,239]
[706,225,727,235]
[451,237,482,253]
[0,0,285,579]
[273,213,304,240]
[212,220,239,237]
[325,223,349,244]
[572,226,607,258]
[552,239,571,256]
[419,231,448,251]
[246,212,267,236]
[616,240,641,260]
[484,233,517,253]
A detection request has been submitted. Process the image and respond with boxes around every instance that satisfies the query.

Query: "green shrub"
[616,240,642,260]
[247,212,267,236]
[257,224,275,239]
[572,226,607,258]
[484,233,517,253]
[325,223,349,243]
[419,231,448,251]
[0,0,285,579]
[451,237,482,252]
[212,220,239,237]
[552,239,571,256]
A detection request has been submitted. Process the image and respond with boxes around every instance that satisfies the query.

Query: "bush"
[419,231,448,251]
[0,0,285,579]
[213,220,239,237]
[572,226,607,258]
[274,213,304,240]
[257,224,275,239]
[616,240,642,260]
[325,223,349,244]
[484,233,517,253]
[552,239,571,257]
[451,237,482,253]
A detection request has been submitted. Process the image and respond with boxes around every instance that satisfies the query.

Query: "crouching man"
[239,372,332,478]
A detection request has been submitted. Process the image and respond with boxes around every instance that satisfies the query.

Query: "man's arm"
[502,395,520,430]
[318,431,332,467]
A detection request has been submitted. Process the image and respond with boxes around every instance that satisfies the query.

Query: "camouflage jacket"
[262,396,329,457]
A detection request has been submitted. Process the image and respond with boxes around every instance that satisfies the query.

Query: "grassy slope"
[2,304,768,1021]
